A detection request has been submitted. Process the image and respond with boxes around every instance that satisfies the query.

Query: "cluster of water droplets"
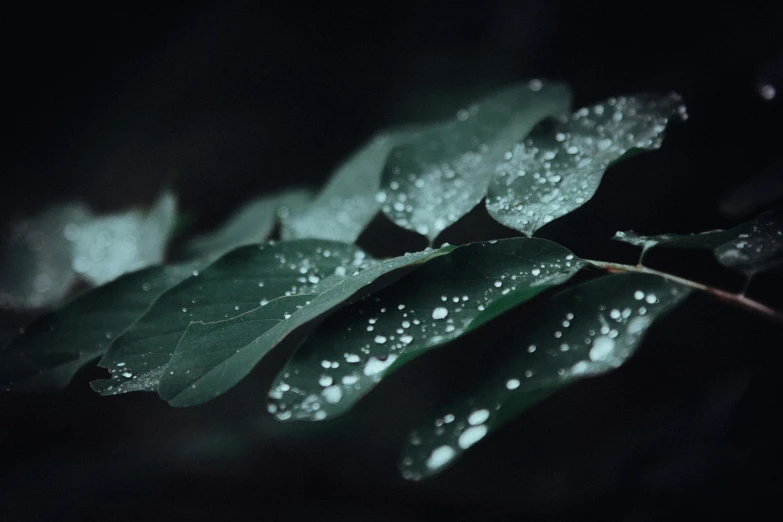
[715,208,783,276]
[399,274,690,480]
[380,146,483,239]
[486,93,686,236]
[268,240,582,422]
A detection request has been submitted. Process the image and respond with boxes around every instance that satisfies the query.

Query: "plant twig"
[582,259,783,325]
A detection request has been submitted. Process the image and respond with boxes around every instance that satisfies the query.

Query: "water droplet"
[432,307,448,320]
[506,378,520,390]
[458,425,488,449]
[468,409,490,425]
[374,335,387,344]
[645,293,658,304]
[318,375,333,386]
[589,336,615,361]
[634,290,645,300]
[426,445,456,471]
[322,385,342,404]
[531,268,541,276]
[364,355,398,376]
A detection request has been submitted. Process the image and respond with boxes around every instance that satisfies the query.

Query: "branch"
[582,259,783,325]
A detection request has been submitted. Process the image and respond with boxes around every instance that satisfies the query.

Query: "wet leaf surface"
[486,94,685,236]
[381,81,572,241]
[399,273,691,480]
[268,238,582,421]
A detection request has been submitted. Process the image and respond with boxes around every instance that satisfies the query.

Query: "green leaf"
[267,238,583,421]
[157,247,452,406]
[614,204,783,276]
[184,190,311,261]
[71,192,177,286]
[486,94,686,236]
[0,203,91,309]
[380,81,572,241]
[281,129,425,243]
[92,240,366,396]
[399,273,691,480]
[0,264,194,391]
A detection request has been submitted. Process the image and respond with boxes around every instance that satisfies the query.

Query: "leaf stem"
[582,259,783,325]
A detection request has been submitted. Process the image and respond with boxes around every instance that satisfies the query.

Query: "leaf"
[157,247,452,406]
[380,81,572,241]
[281,129,424,243]
[92,239,365,396]
[0,203,91,309]
[267,238,583,421]
[0,192,177,309]
[614,204,783,276]
[398,273,691,480]
[71,192,177,286]
[275,189,313,228]
[0,264,194,391]
[486,93,686,236]
[184,190,311,261]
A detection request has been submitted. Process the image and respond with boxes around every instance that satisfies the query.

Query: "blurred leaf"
[380,81,572,241]
[0,264,194,391]
[72,192,177,286]
[0,192,177,309]
[0,203,91,309]
[614,204,783,275]
[92,240,366,396]
[275,189,313,228]
[282,129,427,243]
[268,238,582,421]
[157,247,451,406]
[184,190,311,261]
[486,94,685,236]
[399,273,691,480]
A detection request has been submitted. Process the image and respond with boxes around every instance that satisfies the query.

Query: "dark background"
[2,1,783,520]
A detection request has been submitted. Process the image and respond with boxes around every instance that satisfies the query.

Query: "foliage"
[1,80,781,480]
